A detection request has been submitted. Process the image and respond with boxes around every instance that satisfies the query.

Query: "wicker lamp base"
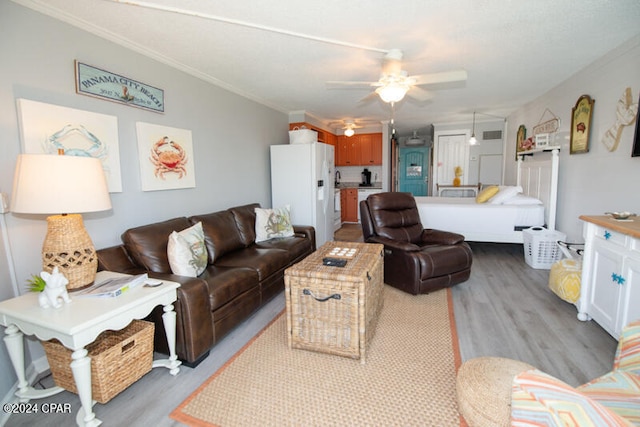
[42,214,97,290]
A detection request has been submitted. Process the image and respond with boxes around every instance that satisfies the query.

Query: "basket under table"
[284,241,384,363]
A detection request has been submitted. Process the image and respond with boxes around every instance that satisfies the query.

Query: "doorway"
[398,146,430,196]
[433,131,470,194]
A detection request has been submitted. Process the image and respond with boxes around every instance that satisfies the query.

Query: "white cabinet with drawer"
[579,215,640,339]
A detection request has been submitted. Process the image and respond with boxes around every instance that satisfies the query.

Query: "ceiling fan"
[329,119,379,137]
[327,49,467,103]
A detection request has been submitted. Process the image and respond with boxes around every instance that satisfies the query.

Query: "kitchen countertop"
[579,215,640,239]
[336,182,383,190]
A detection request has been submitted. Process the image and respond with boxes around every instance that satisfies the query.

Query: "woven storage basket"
[285,242,384,362]
[42,320,154,403]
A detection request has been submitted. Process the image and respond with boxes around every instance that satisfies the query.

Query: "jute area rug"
[171,285,464,426]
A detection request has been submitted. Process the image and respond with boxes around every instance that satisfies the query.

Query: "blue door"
[398,147,430,196]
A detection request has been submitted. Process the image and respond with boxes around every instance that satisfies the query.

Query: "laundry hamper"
[523,226,566,269]
[42,319,154,403]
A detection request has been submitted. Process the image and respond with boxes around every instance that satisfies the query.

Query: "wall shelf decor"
[600,87,638,153]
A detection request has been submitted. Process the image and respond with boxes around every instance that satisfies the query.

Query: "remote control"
[322,257,347,267]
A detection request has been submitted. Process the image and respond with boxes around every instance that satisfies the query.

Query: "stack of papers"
[72,273,148,298]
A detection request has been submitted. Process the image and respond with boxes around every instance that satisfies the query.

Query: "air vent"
[483,130,502,140]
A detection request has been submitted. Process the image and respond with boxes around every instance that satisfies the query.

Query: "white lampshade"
[11,154,111,214]
[376,83,409,103]
[344,128,355,137]
[11,154,112,289]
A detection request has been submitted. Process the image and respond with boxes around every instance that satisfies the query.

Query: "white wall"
[504,34,640,241]
[0,1,287,404]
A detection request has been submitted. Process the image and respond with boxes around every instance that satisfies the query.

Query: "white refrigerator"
[270,143,335,248]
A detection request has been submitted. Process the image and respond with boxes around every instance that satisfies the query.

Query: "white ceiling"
[14,0,640,136]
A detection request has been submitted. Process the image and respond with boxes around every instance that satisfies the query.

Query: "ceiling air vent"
[483,130,502,140]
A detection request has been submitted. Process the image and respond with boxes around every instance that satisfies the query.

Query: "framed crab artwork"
[136,122,196,191]
[16,98,122,192]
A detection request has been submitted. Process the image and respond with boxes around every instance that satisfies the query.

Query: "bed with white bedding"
[415,196,545,243]
[415,148,559,243]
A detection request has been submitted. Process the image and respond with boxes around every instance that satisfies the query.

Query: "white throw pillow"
[503,194,543,205]
[255,205,294,242]
[489,185,522,204]
[167,221,208,277]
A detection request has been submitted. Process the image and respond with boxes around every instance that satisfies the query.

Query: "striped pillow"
[511,369,633,426]
[614,320,640,375]
[579,371,640,425]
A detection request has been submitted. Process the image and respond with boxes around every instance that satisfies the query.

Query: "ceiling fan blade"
[411,69,468,86]
[381,48,403,76]
[326,81,377,89]
[407,86,433,102]
[358,91,381,104]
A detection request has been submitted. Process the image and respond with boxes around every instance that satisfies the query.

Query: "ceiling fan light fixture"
[344,127,355,137]
[376,83,409,103]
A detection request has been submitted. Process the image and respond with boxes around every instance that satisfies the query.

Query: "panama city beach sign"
[75,61,164,113]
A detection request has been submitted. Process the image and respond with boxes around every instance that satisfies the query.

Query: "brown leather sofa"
[360,192,472,294]
[96,203,315,367]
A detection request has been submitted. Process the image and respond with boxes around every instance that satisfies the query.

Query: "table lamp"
[10,153,112,289]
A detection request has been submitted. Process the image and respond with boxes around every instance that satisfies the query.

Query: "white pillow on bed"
[489,186,522,204]
[503,194,543,205]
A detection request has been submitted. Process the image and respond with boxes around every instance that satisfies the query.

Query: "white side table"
[0,271,181,427]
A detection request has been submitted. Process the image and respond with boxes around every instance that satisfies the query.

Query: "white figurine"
[39,267,71,309]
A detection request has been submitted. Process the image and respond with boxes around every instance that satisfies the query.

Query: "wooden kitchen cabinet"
[341,188,358,223]
[336,135,361,166]
[359,133,383,165]
[336,133,382,166]
[578,215,640,339]
[324,132,336,148]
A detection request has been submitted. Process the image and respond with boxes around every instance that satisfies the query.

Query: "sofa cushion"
[122,217,191,274]
[254,205,294,242]
[167,221,208,277]
[215,247,290,281]
[228,203,260,246]
[255,236,312,262]
[199,266,259,311]
[190,211,245,264]
[578,371,640,425]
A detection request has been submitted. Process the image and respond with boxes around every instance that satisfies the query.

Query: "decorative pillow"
[476,185,500,203]
[167,221,208,277]
[503,194,543,205]
[489,185,523,204]
[511,369,632,426]
[255,205,294,242]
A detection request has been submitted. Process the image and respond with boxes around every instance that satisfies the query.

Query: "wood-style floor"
[6,225,617,426]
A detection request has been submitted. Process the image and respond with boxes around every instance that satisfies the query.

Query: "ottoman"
[456,357,534,427]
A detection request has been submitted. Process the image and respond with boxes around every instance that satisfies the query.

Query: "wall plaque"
[75,61,164,113]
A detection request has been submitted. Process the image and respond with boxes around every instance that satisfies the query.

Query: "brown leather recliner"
[360,192,472,294]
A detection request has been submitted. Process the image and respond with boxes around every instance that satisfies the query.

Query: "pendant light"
[469,112,477,145]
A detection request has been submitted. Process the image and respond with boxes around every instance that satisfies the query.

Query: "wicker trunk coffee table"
[284,241,384,363]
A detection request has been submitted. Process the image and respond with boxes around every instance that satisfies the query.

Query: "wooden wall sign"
[75,61,164,113]
[570,95,595,154]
